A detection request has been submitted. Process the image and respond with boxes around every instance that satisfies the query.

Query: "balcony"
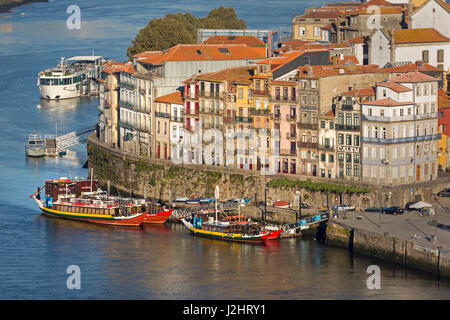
[297,141,318,149]
[171,116,184,122]
[286,132,296,140]
[119,100,136,109]
[341,104,353,111]
[251,108,270,116]
[335,124,360,131]
[224,117,236,123]
[236,116,253,123]
[319,145,335,151]
[286,114,297,121]
[272,96,298,103]
[118,82,136,90]
[280,149,297,156]
[362,134,441,144]
[119,120,134,130]
[362,113,438,122]
[252,89,269,96]
[198,91,224,99]
[155,112,170,119]
[272,113,281,120]
[297,122,318,130]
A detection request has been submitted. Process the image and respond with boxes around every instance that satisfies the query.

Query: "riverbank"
[87,134,450,277]
[325,207,450,278]
[0,0,47,13]
[87,134,450,211]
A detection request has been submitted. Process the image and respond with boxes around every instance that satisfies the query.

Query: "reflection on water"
[1,0,450,300]
[37,97,80,111]
[0,23,13,32]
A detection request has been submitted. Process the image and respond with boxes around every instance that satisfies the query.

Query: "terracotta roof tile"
[136,44,266,65]
[102,62,134,74]
[393,28,450,44]
[390,71,440,83]
[194,66,253,83]
[155,91,184,105]
[202,36,266,47]
[377,80,412,93]
[362,97,414,106]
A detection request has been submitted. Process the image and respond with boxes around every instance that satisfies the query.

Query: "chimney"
[307,64,313,76]
[415,60,424,67]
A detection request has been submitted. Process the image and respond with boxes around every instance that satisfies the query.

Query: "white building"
[369,28,450,72]
[409,0,450,38]
[361,72,440,186]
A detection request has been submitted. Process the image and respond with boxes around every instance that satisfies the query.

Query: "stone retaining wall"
[326,221,449,278]
[86,135,450,210]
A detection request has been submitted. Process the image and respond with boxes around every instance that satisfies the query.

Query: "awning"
[410,201,432,209]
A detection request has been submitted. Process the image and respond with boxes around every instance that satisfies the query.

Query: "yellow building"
[438,90,450,169]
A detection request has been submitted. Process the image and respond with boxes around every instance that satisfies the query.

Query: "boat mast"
[90,167,93,192]
[215,185,219,224]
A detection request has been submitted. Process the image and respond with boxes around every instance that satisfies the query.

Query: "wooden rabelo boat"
[180,207,272,243]
[31,177,154,227]
[143,207,173,224]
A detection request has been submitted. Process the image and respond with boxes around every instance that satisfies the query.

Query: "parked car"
[437,188,450,197]
[365,207,382,212]
[382,207,404,215]
[333,204,355,212]
[365,207,403,215]
[301,202,310,209]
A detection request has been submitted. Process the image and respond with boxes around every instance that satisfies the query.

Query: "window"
[338,134,344,145]
[437,49,444,63]
[422,50,429,63]
[400,109,404,116]
[346,114,352,126]
[338,113,344,125]
[354,115,360,127]
[299,27,306,36]
[238,88,243,99]
[354,154,360,163]
[346,164,352,176]
[354,135,359,146]
[329,154,334,162]
[321,169,326,177]
[314,26,321,37]
[346,134,352,145]
[321,153,326,161]
[321,120,325,128]
[354,165,359,177]
[330,121,334,129]
[346,153,352,163]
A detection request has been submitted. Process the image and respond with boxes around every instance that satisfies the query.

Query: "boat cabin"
[44,178,98,201]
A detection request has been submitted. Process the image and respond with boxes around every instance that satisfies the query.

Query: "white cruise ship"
[37,56,103,100]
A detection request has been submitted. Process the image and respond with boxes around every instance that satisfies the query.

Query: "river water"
[0,0,449,299]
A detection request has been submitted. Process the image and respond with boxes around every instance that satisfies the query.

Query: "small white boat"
[26,132,46,157]
[174,196,188,202]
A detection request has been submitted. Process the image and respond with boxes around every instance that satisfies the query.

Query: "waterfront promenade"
[334,198,450,251]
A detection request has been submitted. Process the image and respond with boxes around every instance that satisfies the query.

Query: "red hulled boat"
[144,208,173,224]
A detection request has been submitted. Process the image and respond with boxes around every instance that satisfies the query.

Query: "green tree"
[127,7,246,58]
